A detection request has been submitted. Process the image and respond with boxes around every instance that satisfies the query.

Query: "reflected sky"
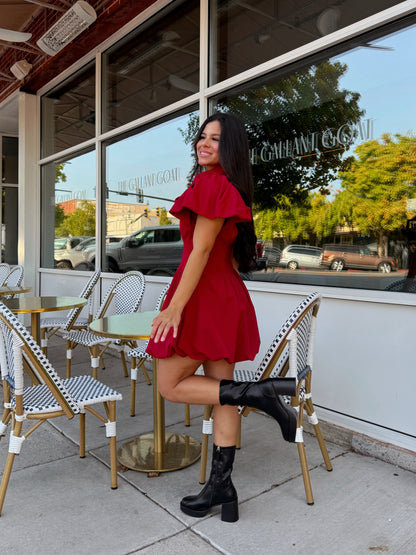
[57,21,416,207]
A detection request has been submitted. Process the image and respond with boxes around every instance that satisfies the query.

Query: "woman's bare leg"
[157,354,220,405]
[203,359,239,447]
[157,355,238,446]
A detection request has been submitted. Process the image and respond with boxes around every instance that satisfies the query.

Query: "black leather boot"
[219,378,298,442]
[180,444,239,522]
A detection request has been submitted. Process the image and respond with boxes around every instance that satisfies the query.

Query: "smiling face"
[196,120,221,170]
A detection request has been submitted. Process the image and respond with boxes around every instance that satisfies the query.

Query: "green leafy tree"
[218,61,363,209]
[56,201,95,237]
[254,192,339,245]
[56,163,67,184]
[335,133,416,253]
[159,207,171,225]
[55,203,66,230]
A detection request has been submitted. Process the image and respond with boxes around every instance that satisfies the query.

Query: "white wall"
[40,270,416,452]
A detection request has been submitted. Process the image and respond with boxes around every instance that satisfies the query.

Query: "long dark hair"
[192,112,257,272]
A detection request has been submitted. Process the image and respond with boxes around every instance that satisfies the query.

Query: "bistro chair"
[198,292,332,506]
[40,268,101,356]
[64,271,145,380]
[1,265,24,298]
[127,284,169,417]
[384,278,416,293]
[0,263,10,285]
[0,302,122,515]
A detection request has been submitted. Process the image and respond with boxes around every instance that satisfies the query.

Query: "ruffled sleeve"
[171,167,252,223]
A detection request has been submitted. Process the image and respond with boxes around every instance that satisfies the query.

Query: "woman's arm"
[150,214,224,343]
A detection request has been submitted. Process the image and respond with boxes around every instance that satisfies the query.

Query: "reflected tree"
[56,200,96,237]
[335,133,416,254]
[216,60,364,209]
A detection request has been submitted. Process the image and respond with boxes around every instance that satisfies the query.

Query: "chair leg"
[0,421,23,516]
[304,396,333,471]
[297,439,314,505]
[293,398,314,505]
[120,350,129,378]
[140,362,151,386]
[66,339,72,379]
[91,345,99,380]
[108,401,118,489]
[185,403,191,427]
[41,328,48,356]
[236,413,242,449]
[130,360,137,417]
[199,404,214,484]
[79,412,86,458]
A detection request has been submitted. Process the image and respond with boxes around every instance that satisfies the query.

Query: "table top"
[4,296,87,314]
[89,311,159,340]
[0,285,32,296]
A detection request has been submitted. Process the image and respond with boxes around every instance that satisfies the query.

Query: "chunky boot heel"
[219,378,298,442]
[221,499,239,522]
[180,445,239,522]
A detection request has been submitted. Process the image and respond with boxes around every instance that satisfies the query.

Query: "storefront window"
[210,0,403,85]
[102,0,199,133]
[211,17,416,291]
[2,136,18,184]
[41,62,95,158]
[40,149,96,270]
[102,109,197,273]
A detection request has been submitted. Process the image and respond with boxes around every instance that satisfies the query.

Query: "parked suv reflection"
[279,245,323,270]
[320,244,396,272]
[86,225,183,275]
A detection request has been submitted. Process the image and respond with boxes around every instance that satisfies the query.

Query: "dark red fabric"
[146,166,260,363]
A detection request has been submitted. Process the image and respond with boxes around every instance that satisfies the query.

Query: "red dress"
[146,165,260,364]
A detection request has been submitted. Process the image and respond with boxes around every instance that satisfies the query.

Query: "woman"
[146,113,297,522]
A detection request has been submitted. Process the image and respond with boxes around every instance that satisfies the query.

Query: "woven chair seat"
[12,375,122,414]
[41,316,89,328]
[127,339,151,360]
[64,329,108,347]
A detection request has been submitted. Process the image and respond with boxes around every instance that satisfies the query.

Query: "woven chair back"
[63,268,101,331]
[0,302,78,418]
[249,292,321,383]
[95,271,145,320]
[3,265,24,287]
[0,263,10,285]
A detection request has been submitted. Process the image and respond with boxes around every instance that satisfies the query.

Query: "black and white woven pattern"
[40,269,100,333]
[241,292,320,384]
[65,271,145,346]
[11,375,122,414]
[127,284,169,359]
[384,278,416,293]
[0,303,80,414]
[0,263,10,286]
[1,265,24,299]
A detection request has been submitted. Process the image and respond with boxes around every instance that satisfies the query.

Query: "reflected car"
[263,246,281,269]
[55,236,119,269]
[86,225,183,275]
[54,236,90,269]
[279,245,323,270]
[320,244,396,272]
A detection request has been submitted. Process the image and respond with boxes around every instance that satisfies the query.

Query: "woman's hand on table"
[150,306,181,343]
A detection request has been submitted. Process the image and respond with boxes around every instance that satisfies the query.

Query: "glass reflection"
[41,63,95,158]
[102,0,199,133]
[211,19,416,291]
[40,150,96,270]
[210,0,403,84]
[102,110,197,274]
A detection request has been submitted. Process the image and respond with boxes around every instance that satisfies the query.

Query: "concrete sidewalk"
[0,335,415,554]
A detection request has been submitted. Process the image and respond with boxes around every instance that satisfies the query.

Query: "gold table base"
[117,433,201,474]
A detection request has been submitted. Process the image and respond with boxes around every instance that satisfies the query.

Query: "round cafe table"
[89,311,201,475]
[0,285,32,297]
[4,296,87,345]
